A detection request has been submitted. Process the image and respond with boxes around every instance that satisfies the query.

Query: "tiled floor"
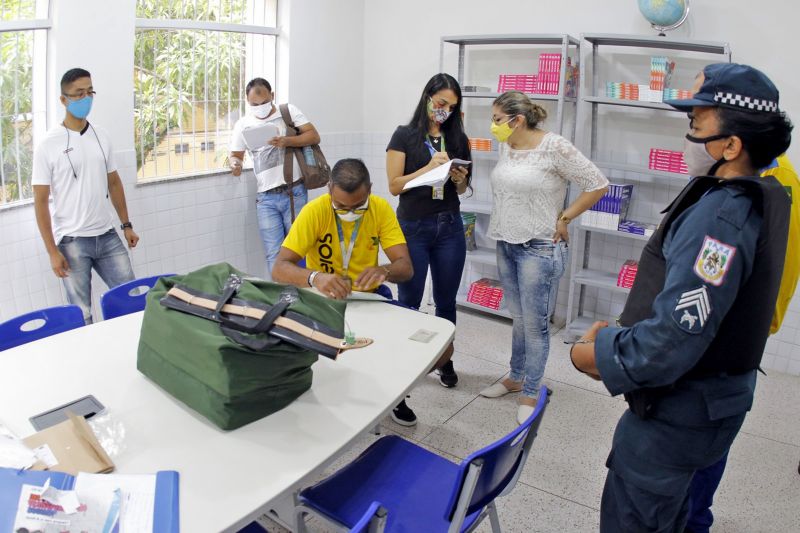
[252,308,800,533]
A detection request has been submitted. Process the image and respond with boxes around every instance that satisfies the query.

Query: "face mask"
[683,133,729,177]
[428,98,452,124]
[249,101,273,119]
[337,211,363,222]
[332,198,369,222]
[66,96,93,119]
[490,117,515,143]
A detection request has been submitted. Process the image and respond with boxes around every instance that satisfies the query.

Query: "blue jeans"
[257,182,307,275]
[58,229,135,323]
[685,451,729,533]
[398,212,466,325]
[497,239,567,398]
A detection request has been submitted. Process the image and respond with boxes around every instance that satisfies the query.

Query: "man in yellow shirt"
[273,158,422,426]
[273,158,413,297]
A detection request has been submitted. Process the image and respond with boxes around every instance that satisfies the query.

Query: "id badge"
[432,185,445,200]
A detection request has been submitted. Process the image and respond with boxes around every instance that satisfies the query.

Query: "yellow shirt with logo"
[281,193,406,290]
[762,154,800,333]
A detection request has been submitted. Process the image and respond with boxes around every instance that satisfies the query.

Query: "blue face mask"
[66,96,93,119]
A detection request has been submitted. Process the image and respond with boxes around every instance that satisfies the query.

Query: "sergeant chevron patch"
[673,286,712,334]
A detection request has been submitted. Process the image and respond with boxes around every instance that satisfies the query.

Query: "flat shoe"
[479,382,522,398]
[517,404,536,425]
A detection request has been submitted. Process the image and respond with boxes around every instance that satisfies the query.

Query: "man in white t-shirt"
[229,77,321,275]
[33,68,139,323]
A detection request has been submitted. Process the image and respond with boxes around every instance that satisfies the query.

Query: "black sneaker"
[391,398,417,426]
[436,360,459,388]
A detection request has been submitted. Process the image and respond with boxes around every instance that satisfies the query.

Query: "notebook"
[242,122,280,151]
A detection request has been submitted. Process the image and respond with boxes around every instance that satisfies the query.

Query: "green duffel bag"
[137,262,348,430]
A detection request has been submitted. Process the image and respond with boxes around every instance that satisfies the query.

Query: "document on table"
[402,159,471,191]
[242,122,280,151]
[74,472,157,533]
[347,291,389,302]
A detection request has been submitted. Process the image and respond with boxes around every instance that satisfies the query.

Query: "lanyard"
[335,215,363,277]
[424,133,446,157]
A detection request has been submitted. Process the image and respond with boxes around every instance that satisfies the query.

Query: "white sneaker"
[479,381,522,398]
[516,404,536,425]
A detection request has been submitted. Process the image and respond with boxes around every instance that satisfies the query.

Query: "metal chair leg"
[487,501,502,533]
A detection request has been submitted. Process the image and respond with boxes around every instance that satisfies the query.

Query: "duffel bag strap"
[165,287,372,353]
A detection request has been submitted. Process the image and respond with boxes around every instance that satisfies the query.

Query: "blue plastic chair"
[374,284,393,300]
[0,305,85,351]
[294,386,550,533]
[100,274,175,320]
[350,502,388,533]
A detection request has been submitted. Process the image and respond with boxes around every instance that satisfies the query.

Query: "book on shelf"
[467,278,504,310]
[581,183,633,231]
[649,148,688,174]
[617,259,639,289]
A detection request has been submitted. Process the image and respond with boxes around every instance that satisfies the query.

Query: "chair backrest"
[100,274,175,320]
[349,501,387,533]
[445,385,550,524]
[374,284,393,300]
[0,305,85,351]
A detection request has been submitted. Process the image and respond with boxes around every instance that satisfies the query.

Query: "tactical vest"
[619,175,789,379]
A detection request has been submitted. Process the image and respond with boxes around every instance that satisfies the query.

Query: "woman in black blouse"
[386,74,472,418]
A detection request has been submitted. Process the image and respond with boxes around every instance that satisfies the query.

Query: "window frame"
[133,6,280,183]
[0,13,51,209]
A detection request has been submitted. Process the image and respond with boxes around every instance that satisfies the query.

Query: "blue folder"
[0,466,179,532]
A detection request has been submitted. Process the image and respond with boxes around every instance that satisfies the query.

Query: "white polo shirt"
[32,123,118,245]
[229,103,309,193]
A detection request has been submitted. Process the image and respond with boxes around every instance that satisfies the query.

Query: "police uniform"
[593,174,790,532]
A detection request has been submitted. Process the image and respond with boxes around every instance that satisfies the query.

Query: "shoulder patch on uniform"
[672,286,712,334]
[693,236,736,286]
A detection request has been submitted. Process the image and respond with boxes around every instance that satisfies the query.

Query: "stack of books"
[468,138,493,151]
[663,88,693,100]
[649,148,688,174]
[618,220,657,237]
[606,82,640,100]
[466,278,504,310]
[647,56,675,103]
[581,184,633,231]
[617,260,639,289]
[537,53,563,95]
[497,74,538,93]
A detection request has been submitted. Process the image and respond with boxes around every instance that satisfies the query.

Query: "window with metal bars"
[0,0,49,206]
[134,0,278,181]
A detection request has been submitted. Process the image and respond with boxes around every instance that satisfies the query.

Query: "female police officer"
[570,63,793,532]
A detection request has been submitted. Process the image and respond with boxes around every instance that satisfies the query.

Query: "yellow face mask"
[490,117,515,143]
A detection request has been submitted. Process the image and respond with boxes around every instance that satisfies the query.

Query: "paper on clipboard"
[402,159,470,191]
[242,123,280,151]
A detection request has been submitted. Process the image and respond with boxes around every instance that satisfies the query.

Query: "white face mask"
[333,198,369,222]
[248,101,273,119]
[683,134,729,177]
[337,211,363,222]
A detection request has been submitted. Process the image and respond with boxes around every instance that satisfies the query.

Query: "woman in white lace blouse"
[479,91,608,424]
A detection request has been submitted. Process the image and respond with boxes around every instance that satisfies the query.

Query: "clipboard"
[242,122,280,150]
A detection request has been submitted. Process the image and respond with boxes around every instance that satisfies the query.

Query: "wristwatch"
[558,212,571,225]
[120,222,133,230]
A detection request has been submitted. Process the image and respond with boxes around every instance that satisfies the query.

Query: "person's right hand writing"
[314,273,352,300]
[427,152,449,170]
[50,250,70,278]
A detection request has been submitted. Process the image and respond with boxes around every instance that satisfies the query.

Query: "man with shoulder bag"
[229,78,328,276]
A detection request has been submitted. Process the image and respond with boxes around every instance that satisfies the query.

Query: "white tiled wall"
[3,131,800,377]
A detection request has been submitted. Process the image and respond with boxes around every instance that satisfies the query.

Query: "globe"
[638,0,690,35]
